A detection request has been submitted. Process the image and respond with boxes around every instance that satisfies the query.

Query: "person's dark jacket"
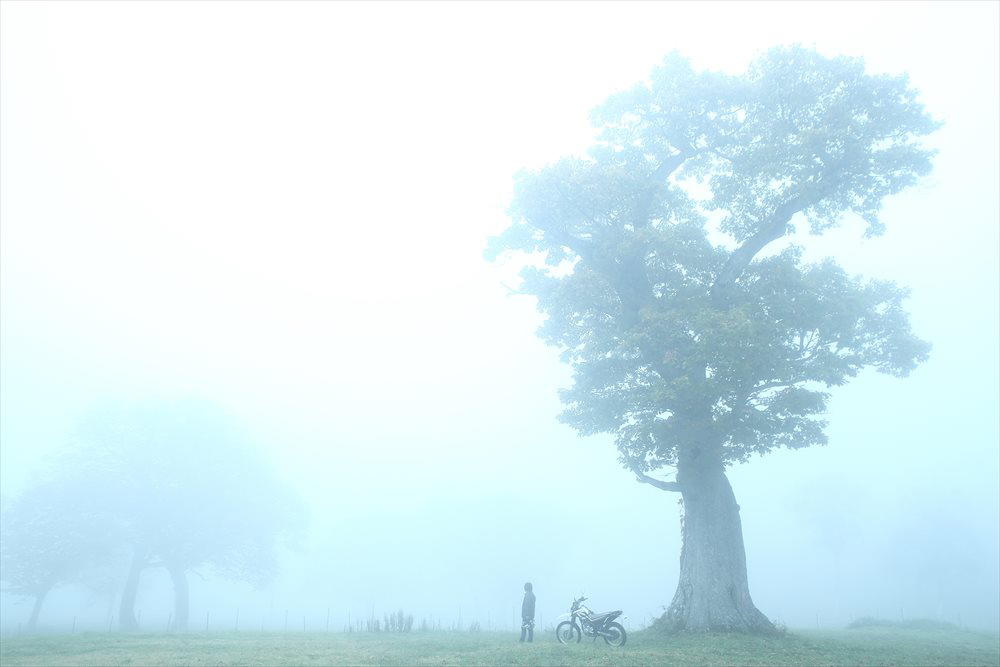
[522,591,536,619]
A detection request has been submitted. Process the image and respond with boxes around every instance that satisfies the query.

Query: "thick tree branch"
[543,149,690,315]
[748,378,805,396]
[634,149,689,228]
[542,149,693,409]
[712,160,846,292]
[712,194,806,291]
[634,471,683,492]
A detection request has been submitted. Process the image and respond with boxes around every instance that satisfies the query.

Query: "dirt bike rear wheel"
[603,621,626,647]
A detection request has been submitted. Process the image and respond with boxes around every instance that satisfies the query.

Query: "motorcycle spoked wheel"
[555,621,581,644]
[602,621,627,647]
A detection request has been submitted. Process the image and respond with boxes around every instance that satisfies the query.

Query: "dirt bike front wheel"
[603,621,627,647]
[556,621,581,644]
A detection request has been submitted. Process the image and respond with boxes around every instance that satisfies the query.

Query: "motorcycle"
[555,596,626,647]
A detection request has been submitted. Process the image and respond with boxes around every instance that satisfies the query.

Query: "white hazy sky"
[2,1,998,631]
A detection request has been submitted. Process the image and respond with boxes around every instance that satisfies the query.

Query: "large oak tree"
[488,47,937,632]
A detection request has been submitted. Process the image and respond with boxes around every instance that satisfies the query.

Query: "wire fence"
[1,604,660,637]
[2,605,985,638]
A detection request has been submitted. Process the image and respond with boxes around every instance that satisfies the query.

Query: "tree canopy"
[488,46,937,476]
[71,399,303,586]
[0,475,116,629]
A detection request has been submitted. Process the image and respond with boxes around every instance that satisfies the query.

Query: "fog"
[1,1,997,636]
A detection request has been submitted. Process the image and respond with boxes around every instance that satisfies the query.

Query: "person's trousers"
[520,618,534,642]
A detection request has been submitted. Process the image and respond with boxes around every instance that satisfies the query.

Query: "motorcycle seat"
[587,610,622,622]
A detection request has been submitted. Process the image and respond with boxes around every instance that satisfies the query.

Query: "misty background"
[1,1,997,634]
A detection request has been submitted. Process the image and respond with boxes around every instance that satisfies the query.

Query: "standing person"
[520,582,536,643]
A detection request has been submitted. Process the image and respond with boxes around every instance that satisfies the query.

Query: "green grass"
[1,626,997,666]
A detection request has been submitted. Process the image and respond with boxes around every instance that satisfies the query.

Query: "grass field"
[1,625,998,665]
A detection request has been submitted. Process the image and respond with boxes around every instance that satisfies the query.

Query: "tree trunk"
[26,586,50,632]
[118,547,147,631]
[664,462,775,633]
[167,563,189,631]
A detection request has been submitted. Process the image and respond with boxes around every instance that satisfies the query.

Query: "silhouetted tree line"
[0,400,303,632]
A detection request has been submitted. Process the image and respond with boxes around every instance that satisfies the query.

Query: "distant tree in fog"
[488,46,937,632]
[2,400,304,631]
[68,399,304,630]
[0,476,117,630]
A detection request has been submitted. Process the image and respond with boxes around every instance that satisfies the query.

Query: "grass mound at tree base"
[1,625,997,666]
